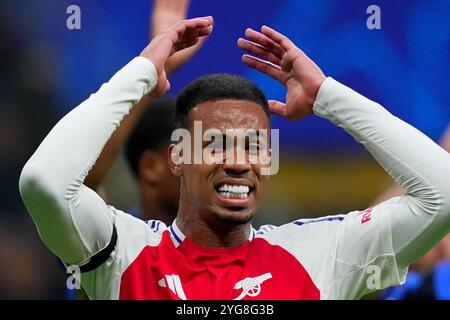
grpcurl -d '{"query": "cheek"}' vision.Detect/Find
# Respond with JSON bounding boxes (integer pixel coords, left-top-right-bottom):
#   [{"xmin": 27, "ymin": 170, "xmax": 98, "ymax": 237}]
[
  {"xmin": 182, "ymin": 164, "xmax": 215, "ymax": 190},
  {"xmin": 256, "ymin": 174, "xmax": 269, "ymax": 196}
]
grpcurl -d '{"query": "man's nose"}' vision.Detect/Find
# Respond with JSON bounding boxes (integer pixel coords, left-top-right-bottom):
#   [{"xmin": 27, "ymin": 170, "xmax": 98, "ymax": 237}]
[
  {"xmin": 222, "ymin": 148, "xmax": 252, "ymax": 176},
  {"xmin": 223, "ymin": 162, "xmax": 251, "ymax": 176}
]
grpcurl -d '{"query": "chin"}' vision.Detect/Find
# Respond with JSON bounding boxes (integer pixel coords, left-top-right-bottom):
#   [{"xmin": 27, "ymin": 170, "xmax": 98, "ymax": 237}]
[{"xmin": 212, "ymin": 208, "xmax": 254, "ymax": 225}]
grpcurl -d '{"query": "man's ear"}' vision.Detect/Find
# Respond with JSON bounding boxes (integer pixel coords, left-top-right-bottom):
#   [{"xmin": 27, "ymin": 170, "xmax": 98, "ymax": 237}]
[
  {"xmin": 168, "ymin": 144, "xmax": 183, "ymax": 177},
  {"xmin": 139, "ymin": 150, "xmax": 166, "ymax": 184}
]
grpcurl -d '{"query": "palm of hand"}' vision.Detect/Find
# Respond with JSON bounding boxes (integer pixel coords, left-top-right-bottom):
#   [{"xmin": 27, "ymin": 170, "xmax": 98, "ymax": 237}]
[
  {"xmin": 282, "ymin": 59, "xmax": 324, "ymax": 120},
  {"xmin": 140, "ymin": 17, "xmax": 213, "ymax": 96},
  {"xmin": 238, "ymin": 26, "xmax": 326, "ymax": 121}
]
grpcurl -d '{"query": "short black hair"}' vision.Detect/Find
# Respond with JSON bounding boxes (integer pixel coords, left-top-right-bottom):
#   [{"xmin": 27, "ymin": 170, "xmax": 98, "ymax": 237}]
[
  {"xmin": 175, "ymin": 73, "xmax": 270, "ymax": 128},
  {"xmin": 125, "ymin": 97, "xmax": 176, "ymax": 177}
]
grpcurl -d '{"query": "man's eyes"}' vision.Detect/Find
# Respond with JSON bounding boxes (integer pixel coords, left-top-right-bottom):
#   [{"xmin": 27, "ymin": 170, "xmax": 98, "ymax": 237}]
[
  {"xmin": 203, "ymin": 138, "xmax": 267, "ymax": 153},
  {"xmin": 246, "ymin": 143, "xmax": 261, "ymax": 152},
  {"xmin": 204, "ymin": 143, "xmax": 264, "ymax": 152}
]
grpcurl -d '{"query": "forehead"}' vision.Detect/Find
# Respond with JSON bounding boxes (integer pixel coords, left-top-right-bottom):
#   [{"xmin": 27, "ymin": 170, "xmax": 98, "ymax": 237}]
[{"xmin": 189, "ymin": 99, "xmax": 270, "ymax": 131}]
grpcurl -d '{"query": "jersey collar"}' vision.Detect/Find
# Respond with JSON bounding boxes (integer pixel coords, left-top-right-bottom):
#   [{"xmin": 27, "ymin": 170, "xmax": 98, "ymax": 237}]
[{"xmin": 168, "ymin": 219, "xmax": 257, "ymax": 247}]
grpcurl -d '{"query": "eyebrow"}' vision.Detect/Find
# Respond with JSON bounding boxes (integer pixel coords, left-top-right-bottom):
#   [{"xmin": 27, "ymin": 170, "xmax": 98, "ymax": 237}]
[
  {"xmin": 202, "ymin": 130, "xmax": 269, "ymax": 146},
  {"xmin": 219, "ymin": 131, "xmax": 267, "ymax": 141}
]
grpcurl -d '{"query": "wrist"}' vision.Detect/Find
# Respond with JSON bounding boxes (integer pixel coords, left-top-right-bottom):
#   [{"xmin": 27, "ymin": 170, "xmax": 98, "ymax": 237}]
[
  {"xmin": 128, "ymin": 57, "xmax": 158, "ymax": 96},
  {"xmin": 311, "ymin": 74, "xmax": 326, "ymax": 101}
]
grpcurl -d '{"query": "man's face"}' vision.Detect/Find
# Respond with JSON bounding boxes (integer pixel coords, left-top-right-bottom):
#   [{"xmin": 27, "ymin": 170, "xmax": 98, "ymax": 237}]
[{"xmin": 179, "ymin": 99, "xmax": 270, "ymax": 226}]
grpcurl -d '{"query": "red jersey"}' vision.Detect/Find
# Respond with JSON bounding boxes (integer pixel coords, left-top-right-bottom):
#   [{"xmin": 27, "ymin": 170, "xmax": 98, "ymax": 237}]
[{"xmin": 80, "ymin": 208, "xmax": 407, "ymax": 300}]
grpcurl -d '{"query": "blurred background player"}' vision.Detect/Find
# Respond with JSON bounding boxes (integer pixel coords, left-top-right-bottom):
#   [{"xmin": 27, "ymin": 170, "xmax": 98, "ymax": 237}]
[{"xmin": 123, "ymin": 98, "xmax": 179, "ymax": 223}]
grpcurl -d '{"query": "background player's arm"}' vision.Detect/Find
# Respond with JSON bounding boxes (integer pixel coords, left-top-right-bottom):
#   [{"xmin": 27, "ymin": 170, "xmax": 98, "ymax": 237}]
[
  {"xmin": 18, "ymin": 17, "xmax": 213, "ymax": 266},
  {"xmin": 239, "ymin": 26, "xmax": 450, "ymax": 297},
  {"xmin": 84, "ymin": 0, "xmax": 205, "ymax": 190}
]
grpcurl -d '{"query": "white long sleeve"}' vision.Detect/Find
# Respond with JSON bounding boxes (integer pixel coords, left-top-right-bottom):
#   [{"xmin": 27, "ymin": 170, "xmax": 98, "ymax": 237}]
[
  {"xmin": 313, "ymin": 78, "xmax": 450, "ymax": 268},
  {"xmin": 310, "ymin": 78, "xmax": 450, "ymax": 298},
  {"xmin": 19, "ymin": 57, "xmax": 157, "ymax": 265}
]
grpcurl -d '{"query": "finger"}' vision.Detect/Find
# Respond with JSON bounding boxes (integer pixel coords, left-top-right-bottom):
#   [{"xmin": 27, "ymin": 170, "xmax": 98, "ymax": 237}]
[
  {"xmin": 196, "ymin": 25, "xmax": 214, "ymax": 37},
  {"xmin": 186, "ymin": 16, "xmax": 214, "ymax": 24},
  {"xmin": 175, "ymin": 37, "xmax": 200, "ymax": 52},
  {"xmin": 171, "ymin": 35, "xmax": 206, "ymax": 58},
  {"xmin": 268, "ymin": 100, "xmax": 287, "ymax": 117},
  {"xmin": 174, "ymin": 17, "xmax": 213, "ymax": 41},
  {"xmin": 237, "ymin": 38, "xmax": 281, "ymax": 66},
  {"xmin": 177, "ymin": 24, "xmax": 212, "ymax": 44},
  {"xmin": 242, "ymin": 54, "xmax": 286, "ymax": 83},
  {"xmin": 261, "ymin": 25, "xmax": 295, "ymax": 51},
  {"xmin": 172, "ymin": 24, "xmax": 212, "ymax": 53},
  {"xmin": 244, "ymin": 28, "xmax": 283, "ymax": 59},
  {"xmin": 181, "ymin": 16, "xmax": 214, "ymax": 30},
  {"xmin": 175, "ymin": 25, "xmax": 211, "ymax": 50}
]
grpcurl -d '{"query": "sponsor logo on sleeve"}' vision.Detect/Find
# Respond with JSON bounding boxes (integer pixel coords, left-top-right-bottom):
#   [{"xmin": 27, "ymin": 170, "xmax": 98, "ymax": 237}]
[{"xmin": 356, "ymin": 207, "xmax": 373, "ymax": 224}]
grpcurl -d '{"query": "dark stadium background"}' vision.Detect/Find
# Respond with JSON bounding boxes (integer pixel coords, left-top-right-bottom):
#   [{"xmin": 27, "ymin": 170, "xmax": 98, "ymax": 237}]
[{"xmin": 0, "ymin": 0, "xmax": 448, "ymax": 298}]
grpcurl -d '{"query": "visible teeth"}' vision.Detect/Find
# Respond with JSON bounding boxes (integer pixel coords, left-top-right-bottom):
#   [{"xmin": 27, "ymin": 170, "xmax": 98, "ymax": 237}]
[
  {"xmin": 217, "ymin": 184, "xmax": 250, "ymax": 194},
  {"xmin": 219, "ymin": 191, "xmax": 249, "ymax": 199}
]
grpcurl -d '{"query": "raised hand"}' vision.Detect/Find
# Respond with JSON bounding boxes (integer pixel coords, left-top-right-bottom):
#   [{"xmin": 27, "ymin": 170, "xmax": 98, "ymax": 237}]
[
  {"xmin": 141, "ymin": 16, "xmax": 213, "ymax": 96},
  {"xmin": 151, "ymin": 0, "xmax": 208, "ymax": 76},
  {"xmin": 238, "ymin": 26, "xmax": 326, "ymax": 120}
]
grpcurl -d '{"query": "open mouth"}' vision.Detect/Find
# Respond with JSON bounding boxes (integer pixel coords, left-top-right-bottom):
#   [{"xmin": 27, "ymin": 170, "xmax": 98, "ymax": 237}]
[{"xmin": 215, "ymin": 183, "xmax": 254, "ymax": 199}]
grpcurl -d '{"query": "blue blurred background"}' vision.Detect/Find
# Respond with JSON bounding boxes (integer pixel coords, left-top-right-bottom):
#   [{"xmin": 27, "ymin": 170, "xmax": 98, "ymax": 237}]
[
  {"xmin": 33, "ymin": 0, "xmax": 450, "ymax": 149},
  {"xmin": 0, "ymin": 0, "xmax": 448, "ymax": 298}
]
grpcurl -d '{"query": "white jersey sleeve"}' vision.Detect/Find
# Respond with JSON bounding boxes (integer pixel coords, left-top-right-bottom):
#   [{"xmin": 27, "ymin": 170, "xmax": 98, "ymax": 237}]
[
  {"xmin": 261, "ymin": 78, "xmax": 450, "ymax": 299},
  {"xmin": 18, "ymin": 57, "xmax": 157, "ymax": 266}
]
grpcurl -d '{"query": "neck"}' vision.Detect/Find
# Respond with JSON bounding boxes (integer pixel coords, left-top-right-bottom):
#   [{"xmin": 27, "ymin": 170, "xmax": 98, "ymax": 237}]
[{"xmin": 176, "ymin": 202, "xmax": 252, "ymax": 248}]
